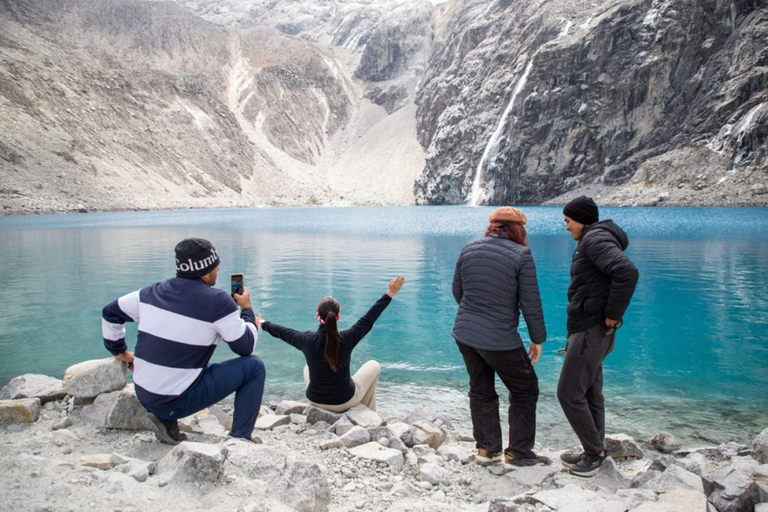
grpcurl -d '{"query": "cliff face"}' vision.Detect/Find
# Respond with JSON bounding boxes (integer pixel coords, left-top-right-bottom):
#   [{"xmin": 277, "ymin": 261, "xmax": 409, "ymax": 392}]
[
  {"xmin": 1, "ymin": 0, "xmax": 766, "ymax": 214},
  {"xmin": 414, "ymin": 0, "xmax": 768, "ymax": 205}
]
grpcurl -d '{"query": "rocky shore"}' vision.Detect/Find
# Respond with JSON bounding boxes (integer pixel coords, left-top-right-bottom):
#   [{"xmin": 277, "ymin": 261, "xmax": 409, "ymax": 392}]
[{"xmin": 1, "ymin": 360, "xmax": 767, "ymax": 512}]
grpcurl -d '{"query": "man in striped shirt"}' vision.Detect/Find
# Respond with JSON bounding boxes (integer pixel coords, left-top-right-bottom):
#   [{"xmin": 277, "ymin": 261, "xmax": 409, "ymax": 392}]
[{"xmin": 102, "ymin": 238, "xmax": 265, "ymax": 444}]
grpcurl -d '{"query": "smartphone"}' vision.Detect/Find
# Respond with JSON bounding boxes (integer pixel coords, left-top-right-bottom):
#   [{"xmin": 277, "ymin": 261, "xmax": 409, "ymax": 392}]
[{"xmin": 231, "ymin": 273, "xmax": 244, "ymax": 296}]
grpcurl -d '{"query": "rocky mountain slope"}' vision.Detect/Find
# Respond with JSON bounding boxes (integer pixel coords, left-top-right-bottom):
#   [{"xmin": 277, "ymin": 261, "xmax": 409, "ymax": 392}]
[
  {"xmin": 0, "ymin": 0, "xmax": 766, "ymax": 214},
  {"xmin": 414, "ymin": 0, "xmax": 768, "ymax": 206}
]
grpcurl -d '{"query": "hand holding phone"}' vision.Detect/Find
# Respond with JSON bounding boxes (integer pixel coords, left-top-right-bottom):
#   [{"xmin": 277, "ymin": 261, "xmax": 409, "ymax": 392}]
[{"xmin": 231, "ymin": 273, "xmax": 244, "ymax": 296}]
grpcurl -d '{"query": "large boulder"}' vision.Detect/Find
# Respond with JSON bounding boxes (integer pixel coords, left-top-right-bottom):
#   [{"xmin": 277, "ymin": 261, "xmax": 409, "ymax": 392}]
[
  {"xmin": 605, "ymin": 434, "xmax": 644, "ymax": 459},
  {"xmin": 0, "ymin": 398, "xmax": 41, "ymax": 425},
  {"xmin": 155, "ymin": 442, "xmax": 228, "ymax": 485},
  {"xmin": 702, "ymin": 465, "xmax": 760, "ymax": 512},
  {"xmin": 632, "ymin": 488, "xmax": 707, "ymax": 512},
  {"xmin": 527, "ymin": 484, "xmax": 628, "ymax": 511},
  {"xmin": 63, "ymin": 359, "xmax": 126, "ymax": 399},
  {"xmin": 81, "ymin": 388, "xmax": 150, "ymax": 430},
  {"xmin": 753, "ymin": 428, "xmax": 768, "ymax": 464},
  {"xmin": 0, "ymin": 374, "xmax": 66, "ymax": 403},
  {"xmin": 345, "ymin": 404, "xmax": 385, "ymax": 428},
  {"xmin": 225, "ymin": 440, "xmax": 331, "ymax": 512}
]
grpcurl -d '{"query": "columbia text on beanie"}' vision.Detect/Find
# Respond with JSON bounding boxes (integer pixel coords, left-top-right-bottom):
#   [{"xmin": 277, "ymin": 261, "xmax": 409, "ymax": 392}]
[
  {"xmin": 563, "ymin": 196, "xmax": 599, "ymax": 225},
  {"xmin": 175, "ymin": 238, "xmax": 220, "ymax": 278}
]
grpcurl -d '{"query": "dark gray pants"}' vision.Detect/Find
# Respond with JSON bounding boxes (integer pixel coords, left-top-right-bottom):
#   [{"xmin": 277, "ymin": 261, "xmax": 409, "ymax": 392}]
[
  {"xmin": 557, "ymin": 323, "xmax": 616, "ymax": 456},
  {"xmin": 457, "ymin": 342, "xmax": 539, "ymax": 458}
]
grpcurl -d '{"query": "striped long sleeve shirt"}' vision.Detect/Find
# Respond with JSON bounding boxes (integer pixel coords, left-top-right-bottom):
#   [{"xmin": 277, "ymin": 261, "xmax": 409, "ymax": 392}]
[{"xmin": 102, "ymin": 276, "xmax": 258, "ymax": 411}]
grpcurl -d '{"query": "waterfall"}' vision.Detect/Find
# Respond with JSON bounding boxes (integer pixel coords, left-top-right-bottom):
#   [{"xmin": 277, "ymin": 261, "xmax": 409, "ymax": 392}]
[{"xmin": 468, "ymin": 59, "xmax": 534, "ymax": 205}]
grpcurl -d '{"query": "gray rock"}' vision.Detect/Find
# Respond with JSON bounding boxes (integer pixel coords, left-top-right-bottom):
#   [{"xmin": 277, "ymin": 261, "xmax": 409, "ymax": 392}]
[
  {"xmin": 753, "ymin": 428, "xmax": 768, "ymax": 464},
  {"xmin": 208, "ymin": 404, "xmax": 233, "ymax": 430},
  {"xmin": 605, "ymin": 433, "xmax": 644, "ymax": 459},
  {"xmin": 631, "ymin": 488, "xmax": 707, "ymax": 511},
  {"xmin": 702, "ymin": 465, "xmax": 760, "ymax": 512},
  {"xmin": 489, "ymin": 496, "xmax": 554, "ymax": 511},
  {"xmin": 255, "ymin": 414, "xmax": 291, "ymax": 430},
  {"xmin": 404, "ymin": 405, "xmax": 431, "ymax": 424},
  {"xmin": 507, "ymin": 464, "xmax": 560, "ymax": 488},
  {"xmin": 753, "ymin": 464, "xmax": 768, "ymax": 502},
  {"xmin": 225, "ymin": 440, "xmax": 331, "ymax": 512},
  {"xmin": 340, "ymin": 426, "xmax": 371, "ymax": 448},
  {"xmin": 0, "ymin": 398, "xmax": 41, "ymax": 425},
  {"xmin": 387, "ymin": 421, "xmax": 411, "ymax": 440},
  {"xmin": 488, "ymin": 464, "xmax": 515, "ymax": 476},
  {"xmin": 52, "ymin": 417, "xmax": 73, "ymax": 430},
  {"xmin": 638, "ymin": 464, "xmax": 703, "ymax": 493},
  {"xmin": 290, "ymin": 413, "xmax": 307, "ymax": 425},
  {"xmin": 751, "ymin": 183, "xmax": 768, "ymax": 195},
  {"xmin": 275, "ymin": 400, "xmax": 308, "ymax": 416},
  {"xmin": 651, "ymin": 432, "xmax": 682, "ymax": 453},
  {"xmin": 0, "ymin": 374, "xmax": 66, "ymax": 403},
  {"xmin": 332, "ymin": 416, "xmax": 355, "ymax": 436},
  {"xmin": 368, "ymin": 426, "xmax": 408, "ymax": 453},
  {"xmin": 155, "ymin": 442, "xmax": 228, "ymax": 485},
  {"xmin": 80, "ymin": 454, "xmax": 115, "ymax": 470},
  {"xmin": 306, "ymin": 406, "xmax": 342, "ymax": 425},
  {"xmin": 348, "ymin": 442, "xmax": 404, "ymax": 470},
  {"xmin": 412, "ymin": 444, "xmax": 434, "ymax": 456},
  {"xmin": 419, "ymin": 462, "xmax": 449, "ymax": 485},
  {"xmin": 401, "ymin": 421, "xmax": 446, "ymax": 449},
  {"xmin": 63, "ymin": 359, "xmax": 126, "ymax": 399},
  {"xmin": 530, "ymin": 483, "xmax": 626, "ymax": 511},
  {"xmin": 319, "ymin": 437, "xmax": 343, "ymax": 450},
  {"xmin": 345, "ymin": 404, "xmax": 385, "ymax": 428},
  {"xmin": 756, "ymin": 504, "xmax": 768, "ymax": 512},
  {"xmin": 437, "ymin": 445, "xmax": 470, "ymax": 464},
  {"xmin": 81, "ymin": 388, "xmax": 150, "ymax": 430},
  {"xmin": 404, "ymin": 451, "xmax": 418, "ymax": 467}
]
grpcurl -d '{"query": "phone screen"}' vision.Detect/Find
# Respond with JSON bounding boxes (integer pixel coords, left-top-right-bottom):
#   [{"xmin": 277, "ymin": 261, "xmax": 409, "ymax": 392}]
[{"xmin": 231, "ymin": 273, "xmax": 244, "ymax": 295}]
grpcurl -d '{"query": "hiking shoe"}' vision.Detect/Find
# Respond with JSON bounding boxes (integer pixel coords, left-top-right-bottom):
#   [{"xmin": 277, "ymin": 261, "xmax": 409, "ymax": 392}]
[
  {"xmin": 146, "ymin": 413, "xmax": 186, "ymax": 445},
  {"xmin": 569, "ymin": 452, "xmax": 608, "ymax": 477},
  {"xmin": 474, "ymin": 448, "xmax": 502, "ymax": 465},
  {"xmin": 560, "ymin": 450, "xmax": 585, "ymax": 468},
  {"xmin": 504, "ymin": 451, "xmax": 551, "ymax": 467}
]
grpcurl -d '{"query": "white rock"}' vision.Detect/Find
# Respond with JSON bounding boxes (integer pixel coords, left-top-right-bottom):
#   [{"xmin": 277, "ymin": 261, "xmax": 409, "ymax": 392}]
[
  {"xmin": 420, "ymin": 462, "xmax": 449, "ymax": 485},
  {"xmin": 275, "ymin": 400, "xmax": 308, "ymax": 415},
  {"xmin": 0, "ymin": 398, "xmax": 41, "ymax": 425},
  {"xmin": 753, "ymin": 428, "xmax": 768, "ymax": 464},
  {"xmin": 255, "ymin": 414, "xmax": 291, "ymax": 430},
  {"xmin": 531, "ymin": 483, "xmax": 628, "ymax": 511},
  {"xmin": 387, "ymin": 421, "xmax": 411, "ymax": 439},
  {"xmin": 437, "ymin": 445, "xmax": 470, "ymax": 464},
  {"xmin": 412, "ymin": 444, "xmax": 434, "ymax": 456},
  {"xmin": 345, "ymin": 404, "xmax": 385, "ymax": 428},
  {"xmin": 340, "ymin": 426, "xmax": 372, "ymax": 448},
  {"xmin": 507, "ymin": 464, "xmax": 561, "ymax": 488},
  {"xmin": 405, "ymin": 452, "xmax": 418, "ymax": 467},
  {"xmin": 81, "ymin": 388, "xmax": 149, "ymax": 430},
  {"xmin": 290, "ymin": 413, "xmax": 307, "ymax": 425},
  {"xmin": 155, "ymin": 442, "xmax": 228, "ymax": 485},
  {"xmin": 63, "ymin": 358, "xmax": 126, "ymax": 398},
  {"xmin": 348, "ymin": 442, "xmax": 404, "ymax": 470},
  {"xmin": 0, "ymin": 374, "xmax": 66, "ymax": 403},
  {"xmin": 343, "ymin": 481, "xmax": 356, "ymax": 492},
  {"xmin": 632, "ymin": 488, "xmax": 707, "ymax": 511},
  {"xmin": 332, "ymin": 416, "xmax": 355, "ymax": 435}
]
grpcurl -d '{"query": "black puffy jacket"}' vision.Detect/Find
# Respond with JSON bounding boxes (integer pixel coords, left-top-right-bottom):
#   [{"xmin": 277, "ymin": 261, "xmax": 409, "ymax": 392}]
[
  {"xmin": 567, "ymin": 220, "xmax": 639, "ymax": 334},
  {"xmin": 452, "ymin": 233, "xmax": 546, "ymax": 351}
]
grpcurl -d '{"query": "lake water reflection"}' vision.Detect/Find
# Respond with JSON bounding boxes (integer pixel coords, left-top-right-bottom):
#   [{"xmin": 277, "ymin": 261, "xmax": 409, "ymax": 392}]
[{"xmin": 0, "ymin": 206, "xmax": 766, "ymax": 448}]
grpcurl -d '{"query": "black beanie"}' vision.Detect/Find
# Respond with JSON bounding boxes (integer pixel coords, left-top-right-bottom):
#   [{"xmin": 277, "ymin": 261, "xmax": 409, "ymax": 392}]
[
  {"xmin": 175, "ymin": 238, "xmax": 220, "ymax": 278},
  {"xmin": 563, "ymin": 196, "xmax": 599, "ymax": 225}
]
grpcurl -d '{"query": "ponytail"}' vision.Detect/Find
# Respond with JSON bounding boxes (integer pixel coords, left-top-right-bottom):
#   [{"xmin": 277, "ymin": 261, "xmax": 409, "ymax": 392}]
[{"xmin": 317, "ymin": 297, "xmax": 341, "ymax": 372}]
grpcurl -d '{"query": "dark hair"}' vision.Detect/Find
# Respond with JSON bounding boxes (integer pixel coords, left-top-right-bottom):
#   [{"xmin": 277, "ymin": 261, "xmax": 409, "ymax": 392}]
[
  {"xmin": 485, "ymin": 221, "xmax": 528, "ymax": 246},
  {"xmin": 317, "ymin": 296, "xmax": 341, "ymax": 372}
]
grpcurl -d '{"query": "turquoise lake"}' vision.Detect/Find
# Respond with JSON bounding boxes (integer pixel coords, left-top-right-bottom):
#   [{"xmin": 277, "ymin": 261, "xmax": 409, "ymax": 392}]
[{"xmin": 0, "ymin": 206, "xmax": 766, "ymax": 448}]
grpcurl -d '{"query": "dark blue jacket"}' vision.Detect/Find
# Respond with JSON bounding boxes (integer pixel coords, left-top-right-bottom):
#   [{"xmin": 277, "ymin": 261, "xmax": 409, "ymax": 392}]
[
  {"xmin": 452, "ymin": 234, "xmax": 546, "ymax": 350},
  {"xmin": 262, "ymin": 294, "xmax": 391, "ymax": 405}
]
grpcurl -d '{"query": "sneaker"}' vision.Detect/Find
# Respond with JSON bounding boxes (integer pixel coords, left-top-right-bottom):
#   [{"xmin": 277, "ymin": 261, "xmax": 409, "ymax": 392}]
[
  {"xmin": 569, "ymin": 452, "xmax": 608, "ymax": 477},
  {"xmin": 559, "ymin": 450, "xmax": 585, "ymax": 468},
  {"xmin": 504, "ymin": 451, "xmax": 551, "ymax": 466},
  {"xmin": 146, "ymin": 413, "xmax": 187, "ymax": 445},
  {"xmin": 474, "ymin": 448, "xmax": 502, "ymax": 465}
]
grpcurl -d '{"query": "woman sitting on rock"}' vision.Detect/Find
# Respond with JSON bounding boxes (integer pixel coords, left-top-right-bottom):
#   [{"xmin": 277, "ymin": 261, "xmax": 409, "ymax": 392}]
[{"xmin": 258, "ymin": 276, "xmax": 405, "ymax": 412}]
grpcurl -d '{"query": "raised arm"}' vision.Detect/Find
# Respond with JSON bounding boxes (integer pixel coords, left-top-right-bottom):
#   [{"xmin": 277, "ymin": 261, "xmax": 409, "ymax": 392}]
[{"xmin": 345, "ymin": 276, "xmax": 404, "ymax": 348}]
